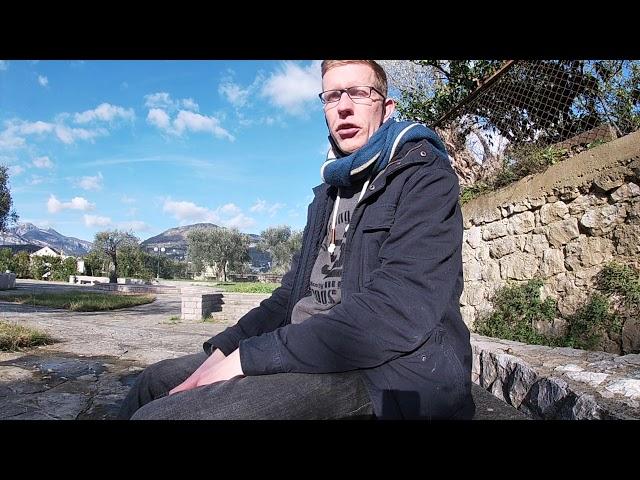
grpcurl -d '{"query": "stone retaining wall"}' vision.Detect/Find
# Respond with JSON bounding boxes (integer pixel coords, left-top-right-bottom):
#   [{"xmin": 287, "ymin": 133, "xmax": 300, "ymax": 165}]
[{"xmin": 461, "ymin": 130, "xmax": 640, "ymax": 354}]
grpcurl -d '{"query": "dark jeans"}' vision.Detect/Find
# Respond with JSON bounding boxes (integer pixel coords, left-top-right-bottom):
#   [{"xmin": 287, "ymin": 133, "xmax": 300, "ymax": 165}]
[{"xmin": 118, "ymin": 352, "xmax": 375, "ymax": 420}]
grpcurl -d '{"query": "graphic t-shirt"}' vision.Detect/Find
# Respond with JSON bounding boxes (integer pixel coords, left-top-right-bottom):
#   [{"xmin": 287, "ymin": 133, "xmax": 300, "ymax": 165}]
[{"xmin": 290, "ymin": 183, "xmax": 363, "ymax": 324}]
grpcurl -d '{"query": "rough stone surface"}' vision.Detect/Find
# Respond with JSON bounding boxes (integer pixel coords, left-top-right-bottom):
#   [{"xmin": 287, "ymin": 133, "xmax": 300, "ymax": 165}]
[
  {"xmin": 539, "ymin": 201, "xmax": 569, "ymax": 225},
  {"xmin": 472, "ymin": 334, "xmax": 640, "ymax": 419},
  {"xmin": 461, "ymin": 133, "xmax": 640, "ymax": 359},
  {"xmin": 546, "ymin": 218, "xmax": 580, "ymax": 248}
]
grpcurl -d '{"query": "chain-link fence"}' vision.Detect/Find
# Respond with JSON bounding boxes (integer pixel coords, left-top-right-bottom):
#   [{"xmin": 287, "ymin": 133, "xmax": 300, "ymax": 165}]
[{"xmin": 394, "ymin": 60, "xmax": 640, "ymax": 190}]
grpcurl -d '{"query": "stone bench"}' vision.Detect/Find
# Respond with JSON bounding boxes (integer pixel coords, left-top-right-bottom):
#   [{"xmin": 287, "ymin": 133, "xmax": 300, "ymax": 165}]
[
  {"xmin": 0, "ymin": 272, "xmax": 16, "ymax": 290},
  {"xmin": 181, "ymin": 287, "xmax": 224, "ymax": 321}
]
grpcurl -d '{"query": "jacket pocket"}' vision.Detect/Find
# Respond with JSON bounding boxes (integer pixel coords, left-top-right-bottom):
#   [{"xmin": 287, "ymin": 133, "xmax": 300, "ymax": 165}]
[{"xmin": 359, "ymin": 204, "xmax": 396, "ymax": 288}]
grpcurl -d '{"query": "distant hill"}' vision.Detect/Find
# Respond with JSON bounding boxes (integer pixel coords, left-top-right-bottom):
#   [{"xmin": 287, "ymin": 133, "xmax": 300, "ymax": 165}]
[
  {"xmin": 0, "ymin": 223, "xmax": 93, "ymax": 256},
  {"xmin": 140, "ymin": 223, "xmax": 269, "ymax": 269}
]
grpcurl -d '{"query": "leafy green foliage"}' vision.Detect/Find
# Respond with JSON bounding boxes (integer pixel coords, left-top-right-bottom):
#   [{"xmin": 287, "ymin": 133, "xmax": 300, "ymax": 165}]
[
  {"xmin": 596, "ymin": 262, "xmax": 640, "ymax": 311},
  {"xmin": 459, "ymin": 145, "xmax": 568, "ymax": 204},
  {"xmin": 397, "ymin": 60, "xmax": 640, "ymax": 146},
  {"xmin": 565, "ymin": 293, "xmax": 621, "ymax": 351},
  {"xmin": 187, "ymin": 227, "xmax": 250, "ymax": 282},
  {"xmin": 258, "ymin": 225, "xmax": 302, "ymax": 274},
  {"xmin": 475, "ymin": 279, "xmax": 560, "ymax": 346},
  {"xmin": 0, "ymin": 165, "xmax": 19, "ymax": 232},
  {"xmin": 477, "ymin": 263, "xmax": 640, "ymax": 353},
  {"xmin": 91, "ymin": 230, "xmax": 140, "ymax": 283}
]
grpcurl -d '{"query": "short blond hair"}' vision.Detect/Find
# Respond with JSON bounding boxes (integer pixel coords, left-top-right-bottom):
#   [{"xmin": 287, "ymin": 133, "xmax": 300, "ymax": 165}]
[{"xmin": 321, "ymin": 60, "xmax": 388, "ymax": 97}]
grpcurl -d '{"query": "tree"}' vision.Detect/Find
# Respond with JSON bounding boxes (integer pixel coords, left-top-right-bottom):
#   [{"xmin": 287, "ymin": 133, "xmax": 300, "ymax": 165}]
[
  {"xmin": 0, "ymin": 165, "xmax": 19, "ymax": 232},
  {"xmin": 13, "ymin": 251, "xmax": 31, "ymax": 278},
  {"xmin": 259, "ymin": 225, "xmax": 302, "ymax": 274},
  {"xmin": 384, "ymin": 60, "xmax": 640, "ymax": 186},
  {"xmin": 0, "ymin": 248, "xmax": 12, "ymax": 272},
  {"xmin": 187, "ymin": 227, "xmax": 250, "ymax": 282},
  {"xmin": 51, "ymin": 257, "xmax": 77, "ymax": 281},
  {"xmin": 392, "ymin": 60, "xmax": 640, "ymax": 146},
  {"xmin": 117, "ymin": 244, "xmax": 153, "ymax": 280},
  {"xmin": 29, "ymin": 256, "xmax": 49, "ymax": 280},
  {"xmin": 83, "ymin": 250, "xmax": 105, "ymax": 277},
  {"xmin": 91, "ymin": 230, "xmax": 139, "ymax": 283}
]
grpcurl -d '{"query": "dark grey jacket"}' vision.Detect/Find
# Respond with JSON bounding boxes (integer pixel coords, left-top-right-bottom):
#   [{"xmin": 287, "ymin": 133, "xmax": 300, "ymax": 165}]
[{"xmin": 204, "ymin": 138, "xmax": 475, "ymax": 419}]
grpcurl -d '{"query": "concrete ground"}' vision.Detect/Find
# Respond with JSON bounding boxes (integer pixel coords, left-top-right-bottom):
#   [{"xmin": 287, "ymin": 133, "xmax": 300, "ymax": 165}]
[{"xmin": 0, "ymin": 279, "xmax": 527, "ymax": 420}]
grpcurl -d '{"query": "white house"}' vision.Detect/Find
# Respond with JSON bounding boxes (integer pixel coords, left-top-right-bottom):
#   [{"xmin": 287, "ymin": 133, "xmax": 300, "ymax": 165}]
[{"xmin": 30, "ymin": 246, "xmax": 68, "ymax": 259}]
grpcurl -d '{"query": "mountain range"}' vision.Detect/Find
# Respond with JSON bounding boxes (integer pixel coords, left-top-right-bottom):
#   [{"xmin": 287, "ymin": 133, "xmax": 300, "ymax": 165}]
[
  {"xmin": 0, "ymin": 223, "xmax": 93, "ymax": 256},
  {"xmin": 0, "ymin": 222, "xmax": 269, "ymax": 267}
]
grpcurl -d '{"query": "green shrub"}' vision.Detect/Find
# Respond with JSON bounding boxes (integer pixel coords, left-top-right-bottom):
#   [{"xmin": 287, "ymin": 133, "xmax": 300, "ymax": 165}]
[
  {"xmin": 565, "ymin": 293, "xmax": 622, "ymax": 351},
  {"xmin": 596, "ymin": 262, "xmax": 640, "ymax": 310},
  {"xmin": 475, "ymin": 279, "xmax": 560, "ymax": 346}
]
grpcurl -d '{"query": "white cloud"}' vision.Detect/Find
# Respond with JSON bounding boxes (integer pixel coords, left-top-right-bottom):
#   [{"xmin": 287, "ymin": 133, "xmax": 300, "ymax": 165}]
[
  {"xmin": 220, "ymin": 203, "xmax": 241, "ymax": 215},
  {"xmin": 180, "ymin": 98, "xmax": 199, "ymax": 111},
  {"xmin": 250, "ymin": 199, "xmax": 285, "ymax": 217},
  {"xmin": 219, "ymin": 82, "xmax": 251, "ymax": 107},
  {"xmin": 78, "ymin": 172, "xmax": 103, "ymax": 191},
  {"xmin": 126, "ymin": 207, "xmax": 138, "ymax": 217},
  {"xmin": 147, "ymin": 108, "xmax": 171, "ymax": 130},
  {"xmin": 74, "ymin": 103, "xmax": 135, "ymax": 124},
  {"xmin": 163, "ymin": 199, "xmax": 217, "ymax": 223},
  {"xmin": 54, "ymin": 124, "xmax": 107, "ymax": 144},
  {"xmin": 162, "ymin": 198, "xmax": 256, "ymax": 230},
  {"xmin": 118, "ymin": 220, "xmax": 150, "ymax": 231},
  {"xmin": 121, "ymin": 195, "xmax": 136, "ymax": 204},
  {"xmin": 47, "ymin": 194, "xmax": 95, "ymax": 213},
  {"xmin": 38, "ymin": 75, "xmax": 49, "ymax": 87},
  {"xmin": 224, "ymin": 213, "xmax": 256, "ymax": 230},
  {"xmin": 84, "ymin": 214, "xmax": 111, "ymax": 227},
  {"xmin": 8, "ymin": 165, "xmax": 24, "ymax": 176},
  {"xmin": 144, "ymin": 92, "xmax": 230, "ymax": 140},
  {"xmin": 17, "ymin": 120, "xmax": 55, "ymax": 135},
  {"xmin": 0, "ymin": 129, "xmax": 26, "ymax": 150},
  {"xmin": 144, "ymin": 92, "xmax": 174, "ymax": 110},
  {"xmin": 0, "ymin": 119, "xmax": 108, "ymax": 151},
  {"xmin": 218, "ymin": 71, "xmax": 265, "ymax": 109},
  {"xmin": 32, "ymin": 156, "xmax": 54, "ymax": 169},
  {"xmin": 0, "ymin": 61, "xmax": 7, "ymax": 71},
  {"xmin": 172, "ymin": 111, "xmax": 234, "ymax": 141},
  {"xmin": 261, "ymin": 61, "xmax": 321, "ymax": 116},
  {"xmin": 144, "ymin": 92, "xmax": 199, "ymax": 112},
  {"xmin": 29, "ymin": 175, "xmax": 44, "ymax": 185}
]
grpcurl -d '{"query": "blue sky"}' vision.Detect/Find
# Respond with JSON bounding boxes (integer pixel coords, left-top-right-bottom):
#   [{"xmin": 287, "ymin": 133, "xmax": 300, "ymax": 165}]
[{"xmin": 0, "ymin": 60, "xmax": 331, "ymax": 242}]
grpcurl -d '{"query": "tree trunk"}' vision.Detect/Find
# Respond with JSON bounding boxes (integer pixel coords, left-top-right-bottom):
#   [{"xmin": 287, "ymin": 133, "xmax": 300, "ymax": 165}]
[{"xmin": 110, "ymin": 255, "xmax": 117, "ymax": 283}]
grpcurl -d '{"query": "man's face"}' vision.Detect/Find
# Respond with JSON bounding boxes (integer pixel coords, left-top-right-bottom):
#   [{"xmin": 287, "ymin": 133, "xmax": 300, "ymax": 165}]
[{"xmin": 322, "ymin": 63, "xmax": 395, "ymax": 154}]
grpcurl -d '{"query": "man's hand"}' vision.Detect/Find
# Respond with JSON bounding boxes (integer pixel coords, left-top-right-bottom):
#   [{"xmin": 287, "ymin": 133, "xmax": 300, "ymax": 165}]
[{"xmin": 169, "ymin": 348, "xmax": 244, "ymax": 395}]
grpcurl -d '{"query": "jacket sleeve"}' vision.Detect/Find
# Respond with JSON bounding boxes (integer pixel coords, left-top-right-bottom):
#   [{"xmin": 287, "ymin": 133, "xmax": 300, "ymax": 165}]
[
  {"xmin": 239, "ymin": 165, "xmax": 463, "ymax": 375},
  {"xmin": 202, "ymin": 246, "xmax": 300, "ymax": 356}
]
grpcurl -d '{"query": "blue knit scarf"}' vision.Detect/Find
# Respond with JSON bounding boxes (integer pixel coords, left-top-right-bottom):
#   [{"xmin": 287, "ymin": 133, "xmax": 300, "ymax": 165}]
[{"xmin": 321, "ymin": 119, "xmax": 448, "ymax": 187}]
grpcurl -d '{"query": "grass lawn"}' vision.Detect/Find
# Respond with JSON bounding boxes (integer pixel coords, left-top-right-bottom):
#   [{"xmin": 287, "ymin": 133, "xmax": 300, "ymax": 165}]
[
  {"xmin": 213, "ymin": 282, "xmax": 280, "ymax": 294},
  {"xmin": 0, "ymin": 292, "xmax": 156, "ymax": 311},
  {"xmin": 0, "ymin": 320, "xmax": 56, "ymax": 351}
]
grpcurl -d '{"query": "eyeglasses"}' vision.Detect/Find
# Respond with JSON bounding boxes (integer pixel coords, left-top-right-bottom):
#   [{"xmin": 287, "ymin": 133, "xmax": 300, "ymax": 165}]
[{"xmin": 318, "ymin": 85, "xmax": 385, "ymax": 105}]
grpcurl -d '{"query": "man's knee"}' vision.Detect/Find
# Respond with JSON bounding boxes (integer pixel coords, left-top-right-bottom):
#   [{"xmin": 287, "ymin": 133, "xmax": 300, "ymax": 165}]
[{"xmin": 129, "ymin": 400, "xmax": 164, "ymax": 420}]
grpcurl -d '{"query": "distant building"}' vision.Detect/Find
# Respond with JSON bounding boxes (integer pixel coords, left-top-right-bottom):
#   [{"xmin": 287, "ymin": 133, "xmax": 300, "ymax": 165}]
[{"xmin": 30, "ymin": 246, "xmax": 69, "ymax": 259}]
